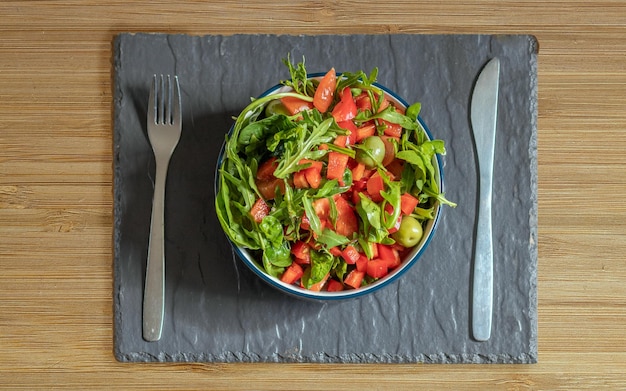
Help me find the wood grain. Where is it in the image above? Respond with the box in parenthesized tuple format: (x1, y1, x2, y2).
(1, 1, 625, 389)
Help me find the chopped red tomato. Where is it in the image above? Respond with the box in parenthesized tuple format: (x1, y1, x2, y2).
(382, 120, 403, 138)
(256, 177, 284, 199)
(366, 259, 388, 279)
(356, 255, 368, 272)
(326, 151, 350, 184)
(400, 192, 420, 215)
(355, 92, 372, 112)
(256, 157, 278, 180)
(299, 159, 323, 172)
(329, 246, 343, 257)
(291, 240, 310, 263)
(333, 135, 348, 148)
(352, 177, 368, 193)
(313, 68, 336, 113)
(386, 158, 404, 178)
(298, 159, 323, 189)
(312, 197, 330, 221)
(300, 214, 311, 230)
(377, 243, 401, 269)
(293, 171, 309, 189)
(351, 162, 366, 182)
(250, 198, 270, 223)
(308, 272, 330, 292)
(332, 194, 358, 237)
(341, 245, 361, 264)
(355, 123, 376, 142)
(304, 169, 321, 188)
(281, 96, 313, 115)
(255, 159, 285, 199)
(366, 171, 385, 202)
(281, 263, 304, 284)
(326, 279, 344, 292)
(350, 190, 361, 206)
(293, 159, 323, 189)
(331, 87, 357, 122)
(344, 270, 365, 289)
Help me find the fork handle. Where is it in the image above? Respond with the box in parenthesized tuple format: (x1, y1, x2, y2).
(143, 159, 169, 341)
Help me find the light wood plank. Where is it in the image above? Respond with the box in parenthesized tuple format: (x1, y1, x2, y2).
(1, 0, 625, 389)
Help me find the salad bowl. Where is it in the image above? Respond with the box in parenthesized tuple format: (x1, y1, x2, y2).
(215, 66, 448, 301)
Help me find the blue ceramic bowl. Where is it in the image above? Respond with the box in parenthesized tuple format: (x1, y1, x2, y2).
(216, 76, 444, 301)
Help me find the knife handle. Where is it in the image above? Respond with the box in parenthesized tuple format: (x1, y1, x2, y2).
(472, 175, 494, 342)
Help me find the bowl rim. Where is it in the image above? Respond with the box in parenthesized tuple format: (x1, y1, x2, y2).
(215, 74, 445, 301)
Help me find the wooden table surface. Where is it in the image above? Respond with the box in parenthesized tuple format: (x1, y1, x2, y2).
(1, 1, 625, 389)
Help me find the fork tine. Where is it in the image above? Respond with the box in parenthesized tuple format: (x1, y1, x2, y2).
(158, 75, 165, 125)
(165, 75, 172, 125)
(148, 75, 157, 124)
(172, 76, 181, 126)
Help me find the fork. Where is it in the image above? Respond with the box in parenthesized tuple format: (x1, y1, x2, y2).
(143, 74, 182, 342)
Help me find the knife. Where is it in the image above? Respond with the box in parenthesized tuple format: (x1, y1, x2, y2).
(470, 57, 500, 342)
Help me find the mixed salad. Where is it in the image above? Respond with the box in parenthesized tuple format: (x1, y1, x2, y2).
(216, 57, 455, 292)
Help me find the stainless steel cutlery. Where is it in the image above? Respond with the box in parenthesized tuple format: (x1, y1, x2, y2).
(470, 58, 500, 342)
(143, 74, 182, 342)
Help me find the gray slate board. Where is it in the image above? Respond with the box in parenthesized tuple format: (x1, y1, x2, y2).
(113, 33, 538, 363)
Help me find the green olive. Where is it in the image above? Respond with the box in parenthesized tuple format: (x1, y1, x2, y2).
(392, 215, 423, 247)
(264, 99, 290, 117)
(355, 136, 386, 168)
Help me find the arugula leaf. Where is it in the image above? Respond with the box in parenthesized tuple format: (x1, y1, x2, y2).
(281, 54, 314, 96)
(355, 193, 389, 244)
(328, 196, 338, 227)
(423, 183, 458, 208)
(396, 150, 427, 179)
(379, 173, 402, 230)
(259, 215, 284, 247)
(413, 206, 435, 220)
(272, 117, 335, 178)
(356, 193, 382, 231)
(263, 241, 292, 268)
(333, 259, 348, 282)
(238, 114, 294, 152)
(405, 102, 421, 121)
(302, 196, 322, 236)
(311, 179, 347, 198)
(305, 249, 334, 288)
(356, 105, 418, 131)
(316, 228, 350, 248)
(324, 143, 356, 159)
(336, 68, 381, 93)
(358, 238, 375, 259)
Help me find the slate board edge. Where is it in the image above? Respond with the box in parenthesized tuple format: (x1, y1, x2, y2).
(527, 34, 539, 363)
(115, 351, 537, 364)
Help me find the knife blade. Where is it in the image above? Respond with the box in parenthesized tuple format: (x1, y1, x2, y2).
(470, 57, 500, 342)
